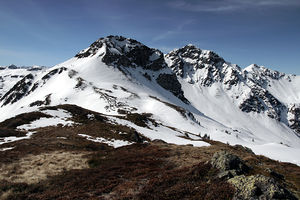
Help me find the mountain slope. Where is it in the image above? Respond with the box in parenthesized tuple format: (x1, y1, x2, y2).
(0, 35, 299, 166)
(166, 45, 300, 141)
(0, 65, 45, 99)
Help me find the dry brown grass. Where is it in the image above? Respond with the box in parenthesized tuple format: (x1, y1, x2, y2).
(0, 104, 299, 199)
(0, 190, 12, 200)
(158, 140, 250, 169)
(0, 151, 89, 184)
(153, 140, 300, 199)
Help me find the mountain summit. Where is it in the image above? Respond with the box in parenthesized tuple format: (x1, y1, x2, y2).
(75, 35, 166, 71)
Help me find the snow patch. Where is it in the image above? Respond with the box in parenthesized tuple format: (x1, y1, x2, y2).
(78, 134, 133, 148)
(0, 147, 15, 151)
(0, 132, 34, 145)
(17, 109, 75, 130)
(107, 116, 210, 147)
(249, 143, 300, 166)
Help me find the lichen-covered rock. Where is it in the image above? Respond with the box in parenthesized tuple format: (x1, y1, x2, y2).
(228, 175, 297, 200)
(210, 151, 249, 178)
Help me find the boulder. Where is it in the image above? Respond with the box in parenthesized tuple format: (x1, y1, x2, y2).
(211, 151, 249, 178)
(228, 175, 297, 200)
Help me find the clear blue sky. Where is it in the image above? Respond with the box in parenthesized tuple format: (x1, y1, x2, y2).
(0, 0, 299, 74)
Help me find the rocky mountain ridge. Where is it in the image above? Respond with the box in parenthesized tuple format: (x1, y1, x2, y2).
(0, 35, 299, 165)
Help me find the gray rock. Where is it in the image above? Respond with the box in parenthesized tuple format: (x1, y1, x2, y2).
(228, 175, 297, 200)
(217, 170, 238, 179)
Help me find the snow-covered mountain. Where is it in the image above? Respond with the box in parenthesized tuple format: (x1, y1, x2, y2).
(1, 35, 300, 165)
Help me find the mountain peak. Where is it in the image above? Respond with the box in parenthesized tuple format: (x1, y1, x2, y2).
(75, 35, 139, 58)
(75, 35, 166, 71)
(165, 44, 234, 86)
(244, 64, 286, 81)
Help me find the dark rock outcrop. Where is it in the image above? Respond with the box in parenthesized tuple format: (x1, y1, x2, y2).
(156, 73, 189, 103)
(41, 67, 67, 82)
(29, 94, 52, 107)
(165, 45, 243, 87)
(1, 74, 35, 106)
(245, 64, 287, 87)
(239, 86, 284, 120)
(76, 36, 166, 71)
(288, 104, 300, 134)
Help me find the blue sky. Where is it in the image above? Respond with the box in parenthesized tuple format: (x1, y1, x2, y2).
(0, 0, 299, 74)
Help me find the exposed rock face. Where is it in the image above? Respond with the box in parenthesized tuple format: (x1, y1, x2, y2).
(76, 36, 166, 71)
(0, 74, 35, 106)
(156, 73, 189, 103)
(0, 76, 3, 98)
(288, 104, 300, 134)
(29, 94, 52, 107)
(165, 44, 296, 124)
(165, 45, 243, 87)
(239, 86, 284, 120)
(244, 64, 287, 87)
(210, 151, 249, 179)
(41, 67, 67, 82)
(228, 175, 297, 200)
